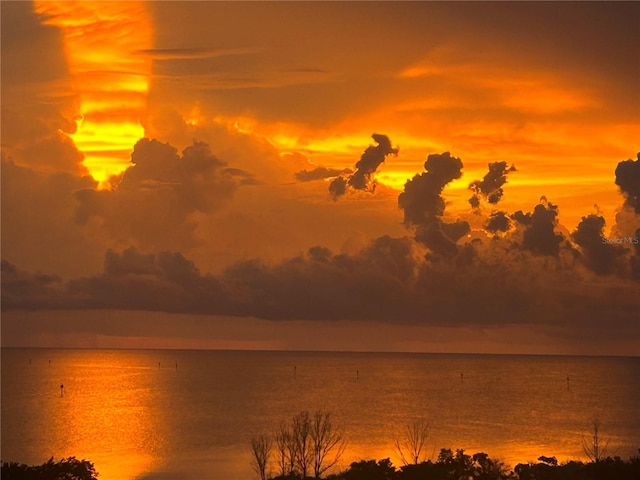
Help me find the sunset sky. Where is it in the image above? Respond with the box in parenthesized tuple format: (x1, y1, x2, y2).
(2, 1, 639, 355)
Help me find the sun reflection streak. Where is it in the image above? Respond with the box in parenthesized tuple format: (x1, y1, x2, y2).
(33, 350, 168, 480)
(34, 1, 152, 188)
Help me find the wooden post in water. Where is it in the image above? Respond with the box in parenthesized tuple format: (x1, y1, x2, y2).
(60, 384, 64, 398)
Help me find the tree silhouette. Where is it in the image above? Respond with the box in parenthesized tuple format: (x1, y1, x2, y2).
(582, 418, 610, 462)
(251, 433, 272, 480)
(311, 411, 346, 478)
(292, 410, 313, 477)
(1, 457, 98, 480)
(274, 421, 296, 477)
(394, 418, 432, 465)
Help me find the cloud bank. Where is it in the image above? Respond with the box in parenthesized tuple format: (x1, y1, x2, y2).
(3, 145, 638, 349)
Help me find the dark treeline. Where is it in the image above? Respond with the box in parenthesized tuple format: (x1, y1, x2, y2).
(2, 450, 639, 480)
(1, 457, 97, 480)
(321, 449, 640, 480)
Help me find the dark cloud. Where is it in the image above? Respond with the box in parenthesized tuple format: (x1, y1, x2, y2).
(399, 152, 464, 225)
(223, 167, 260, 185)
(632, 227, 640, 280)
(144, 108, 302, 185)
(329, 134, 398, 199)
(64, 248, 225, 314)
(295, 166, 352, 182)
(512, 200, 566, 256)
(3, 240, 639, 347)
(486, 211, 511, 233)
(328, 176, 348, 199)
(511, 210, 532, 226)
(398, 152, 469, 258)
(572, 214, 629, 276)
(469, 161, 516, 207)
(414, 221, 470, 260)
(615, 153, 640, 214)
(74, 138, 238, 250)
(1, 259, 64, 310)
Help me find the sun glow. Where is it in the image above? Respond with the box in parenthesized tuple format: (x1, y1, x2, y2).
(34, 1, 152, 188)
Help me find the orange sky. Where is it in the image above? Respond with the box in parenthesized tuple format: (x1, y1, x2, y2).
(1, 1, 639, 355)
(29, 1, 639, 225)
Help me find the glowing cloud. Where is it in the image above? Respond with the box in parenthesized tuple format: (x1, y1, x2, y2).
(34, 1, 152, 187)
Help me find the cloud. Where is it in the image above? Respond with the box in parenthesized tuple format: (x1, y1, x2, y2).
(468, 161, 516, 207)
(295, 166, 352, 182)
(329, 134, 398, 199)
(399, 152, 464, 224)
(572, 214, 629, 276)
(615, 153, 640, 214)
(74, 138, 239, 250)
(61, 247, 225, 313)
(143, 108, 297, 184)
(1, 259, 64, 310)
(485, 211, 511, 233)
(3, 239, 639, 352)
(137, 47, 263, 60)
(632, 227, 640, 280)
(512, 199, 566, 256)
(0, 156, 104, 277)
(328, 176, 348, 199)
(398, 151, 470, 258)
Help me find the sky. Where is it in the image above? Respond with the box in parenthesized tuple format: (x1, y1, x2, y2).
(1, 1, 639, 355)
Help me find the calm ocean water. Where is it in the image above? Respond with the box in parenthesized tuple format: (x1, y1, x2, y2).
(1, 348, 639, 479)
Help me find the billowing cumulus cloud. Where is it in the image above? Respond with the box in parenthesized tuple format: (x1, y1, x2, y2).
(615, 153, 640, 213)
(485, 211, 511, 233)
(329, 134, 398, 199)
(74, 138, 239, 250)
(398, 152, 470, 258)
(328, 176, 348, 199)
(572, 214, 628, 275)
(399, 152, 464, 225)
(469, 161, 516, 207)
(512, 199, 566, 256)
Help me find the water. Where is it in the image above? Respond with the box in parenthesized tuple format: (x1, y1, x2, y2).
(1, 348, 639, 479)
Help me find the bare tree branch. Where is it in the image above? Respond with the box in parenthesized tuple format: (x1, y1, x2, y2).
(311, 411, 347, 478)
(250, 433, 272, 480)
(394, 418, 432, 465)
(582, 418, 610, 462)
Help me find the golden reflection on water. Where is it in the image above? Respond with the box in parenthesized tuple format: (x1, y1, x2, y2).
(31, 351, 167, 479)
